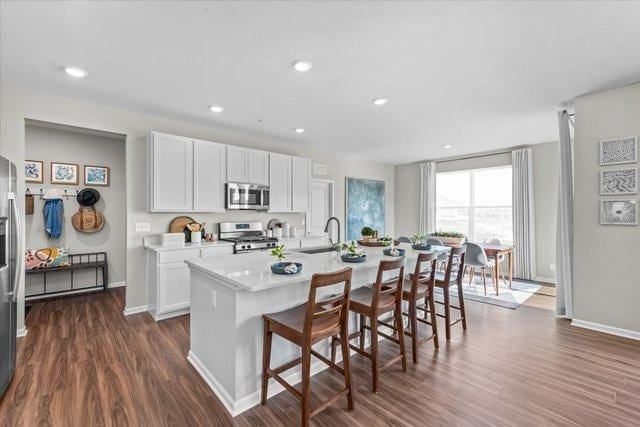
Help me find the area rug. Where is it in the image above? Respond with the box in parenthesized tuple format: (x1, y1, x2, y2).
(433, 273, 542, 309)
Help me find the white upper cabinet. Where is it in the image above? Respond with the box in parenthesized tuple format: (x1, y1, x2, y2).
(193, 139, 226, 212)
(292, 156, 311, 212)
(227, 147, 269, 184)
(149, 132, 193, 212)
(269, 153, 292, 212)
(226, 146, 248, 183)
(247, 150, 269, 185)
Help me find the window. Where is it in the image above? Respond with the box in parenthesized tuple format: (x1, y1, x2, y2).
(435, 166, 513, 243)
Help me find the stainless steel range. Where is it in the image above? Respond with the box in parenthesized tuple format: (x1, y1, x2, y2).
(219, 221, 279, 254)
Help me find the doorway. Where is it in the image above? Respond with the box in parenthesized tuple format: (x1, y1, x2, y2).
(308, 179, 334, 240)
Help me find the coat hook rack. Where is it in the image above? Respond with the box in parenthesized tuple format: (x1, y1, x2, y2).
(25, 187, 79, 200)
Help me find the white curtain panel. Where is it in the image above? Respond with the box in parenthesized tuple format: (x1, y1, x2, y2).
(419, 161, 436, 236)
(556, 110, 574, 319)
(512, 148, 536, 280)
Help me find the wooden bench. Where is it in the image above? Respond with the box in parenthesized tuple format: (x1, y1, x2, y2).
(25, 252, 108, 301)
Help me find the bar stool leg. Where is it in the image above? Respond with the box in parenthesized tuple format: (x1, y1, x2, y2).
(457, 278, 467, 331)
(261, 320, 273, 405)
(395, 305, 407, 372)
(428, 291, 439, 349)
(359, 314, 366, 352)
(340, 322, 354, 410)
(370, 315, 379, 392)
(443, 286, 452, 341)
(300, 344, 312, 427)
(408, 299, 418, 363)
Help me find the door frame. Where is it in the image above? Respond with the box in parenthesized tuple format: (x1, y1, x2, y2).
(307, 179, 335, 238)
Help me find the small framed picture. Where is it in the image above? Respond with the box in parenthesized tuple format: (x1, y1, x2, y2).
(599, 137, 638, 165)
(600, 199, 638, 225)
(600, 168, 638, 195)
(84, 165, 110, 186)
(24, 160, 44, 183)
(50, 162, 79, 185)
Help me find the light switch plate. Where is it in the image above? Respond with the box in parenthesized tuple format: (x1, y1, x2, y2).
(211, 291, 217, 308)
(135, 222, 151, 232)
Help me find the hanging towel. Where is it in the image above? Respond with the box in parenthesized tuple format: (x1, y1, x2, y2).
(43, 198, 64, 239)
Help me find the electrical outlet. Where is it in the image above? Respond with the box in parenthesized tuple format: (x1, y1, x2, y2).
(301, 219, 305, 226)
(550, 264, 556, 272)
(135, 222, 151, 232)
(211, 291, 217, 308)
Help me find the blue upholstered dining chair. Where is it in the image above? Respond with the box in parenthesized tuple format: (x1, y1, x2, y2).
(464, 242, 498, 295)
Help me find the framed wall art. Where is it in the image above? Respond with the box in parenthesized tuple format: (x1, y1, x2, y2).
(345, 177, 385, 241)
(600, 168, 638, 195)
(24, 160, 44, 183)
(600, 199, 638, 225)
(84, 165, 110, 186)
(599, 137, 638, 165)
(50, 162, 79, 185)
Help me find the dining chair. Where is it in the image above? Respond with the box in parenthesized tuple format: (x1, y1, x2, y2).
(262, 268, 354, 426)
(483, 237, 508, 284)
(464, 242, 498, 295)
(331, 258, 407, 393)
(427, 238, 449, 270)
(397, 236, 412, 243)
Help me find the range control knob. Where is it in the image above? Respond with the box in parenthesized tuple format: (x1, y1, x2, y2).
(241, 245, 246, 250)
(246, 244, 252, 249)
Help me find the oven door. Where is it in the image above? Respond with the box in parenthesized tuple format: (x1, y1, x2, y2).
(226, 183, 266, 210)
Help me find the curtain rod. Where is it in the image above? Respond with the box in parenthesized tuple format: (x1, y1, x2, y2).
(434, 148, 515, 165)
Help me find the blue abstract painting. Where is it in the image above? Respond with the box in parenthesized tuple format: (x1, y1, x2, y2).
(346, 177, 385, 241)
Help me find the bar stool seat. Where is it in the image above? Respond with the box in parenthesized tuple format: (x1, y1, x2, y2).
(402, 279, 429, 297)
(264, 303, 340, 343)
(349, 286, 396, 313)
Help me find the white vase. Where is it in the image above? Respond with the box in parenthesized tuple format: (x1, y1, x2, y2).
(191, 231, 202, 244)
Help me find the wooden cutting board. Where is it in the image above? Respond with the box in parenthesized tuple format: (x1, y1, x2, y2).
(168, 216, 195, 233)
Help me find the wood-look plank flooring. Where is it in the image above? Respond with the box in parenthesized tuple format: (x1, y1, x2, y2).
(1, 285, 639, 426)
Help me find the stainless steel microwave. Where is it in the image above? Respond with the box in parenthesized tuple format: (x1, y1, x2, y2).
(225, 183, 270, 210)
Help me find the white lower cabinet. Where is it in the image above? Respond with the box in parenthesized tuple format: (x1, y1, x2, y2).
(147, 244, 233, 321)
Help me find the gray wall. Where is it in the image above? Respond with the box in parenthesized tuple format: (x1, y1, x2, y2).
(24, 124, 126, 294)
(1, 86, 395, 329)
(395, 143, 559, 282)
(573, 82, 640, 333)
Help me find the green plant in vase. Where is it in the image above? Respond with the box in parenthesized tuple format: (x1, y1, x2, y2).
(270, 244, 286, 262)
(379, 236, 393, 246)
(412, 233, 427, 244)
(342, 240, 365, 257)
(270, 244, 301, 274)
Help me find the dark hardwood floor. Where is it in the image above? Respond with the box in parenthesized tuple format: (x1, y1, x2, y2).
(1, 285, 639, 426)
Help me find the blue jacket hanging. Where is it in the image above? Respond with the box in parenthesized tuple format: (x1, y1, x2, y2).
(43, 199, 64, 239)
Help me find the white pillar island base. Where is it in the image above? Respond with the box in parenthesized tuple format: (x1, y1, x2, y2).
(185, 244, 447, 417)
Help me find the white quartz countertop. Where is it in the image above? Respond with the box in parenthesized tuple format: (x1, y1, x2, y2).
(186, 243, 450, 292)
(144, 240, 234, 252)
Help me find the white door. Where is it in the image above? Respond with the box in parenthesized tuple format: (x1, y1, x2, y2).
(227, 146, 247, 182)
(268, 153, 292, 212)
(247, 149, 269, 185)
(291, 156, 311, 211)
(193, 140, 226, 212)
(152, 132, 193, 211)
(309, 180, 332, 238)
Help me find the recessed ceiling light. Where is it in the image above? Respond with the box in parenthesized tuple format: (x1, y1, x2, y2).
(442, 145, 452, 149)
(209, 105, 224, 113)
(294, 128, 305, 134)
(372, 97, 388, 106)
(64, 66, 87, 78)
(292, 60, 312, 73)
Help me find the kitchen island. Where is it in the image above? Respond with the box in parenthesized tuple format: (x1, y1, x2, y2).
(185, 243, 449, 416)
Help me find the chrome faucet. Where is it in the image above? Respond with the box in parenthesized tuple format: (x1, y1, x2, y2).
(324, 216, 341, 250)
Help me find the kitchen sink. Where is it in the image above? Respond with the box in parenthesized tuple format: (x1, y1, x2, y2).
(297, 245, 339, 255)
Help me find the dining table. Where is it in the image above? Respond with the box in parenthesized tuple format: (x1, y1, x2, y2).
(479, 243, 515, 289)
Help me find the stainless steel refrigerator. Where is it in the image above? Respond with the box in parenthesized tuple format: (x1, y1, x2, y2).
(1, 155, 22, 397)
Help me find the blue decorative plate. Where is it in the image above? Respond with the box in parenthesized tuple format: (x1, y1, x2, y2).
(412, 243, 432, 251)
(383, 248, 405, 257)
(341, 254, 367, 263)
(270, 262, 303, 275)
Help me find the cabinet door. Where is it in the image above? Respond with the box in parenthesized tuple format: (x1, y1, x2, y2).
(247, 149, 269, 185)
(268, 153, 292, 212)
(151, 133, 193, 211)
(227, 146, 248, 182)
(292, 156, 311, 212)
(194, 140, 226, 212)
(157, 262, 190, 314)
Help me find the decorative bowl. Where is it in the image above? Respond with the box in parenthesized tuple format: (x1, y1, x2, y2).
(383, 248, 405, 257)
(270, 262, 303, 275)
(412, 243, 432, 251)
(341, 254, 367, 263)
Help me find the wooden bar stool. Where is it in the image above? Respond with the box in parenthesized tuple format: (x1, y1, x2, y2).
(433, 246, 467, 341)
(331, 258, 407, 393)
(261, 268, 354, 427)
(398, 251, 439, 363)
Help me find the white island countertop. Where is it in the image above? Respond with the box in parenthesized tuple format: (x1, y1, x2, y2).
(185, 243, 449, 292)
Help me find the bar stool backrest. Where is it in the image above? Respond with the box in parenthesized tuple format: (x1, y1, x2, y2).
(373, 258, 405, 310)
(410, 251, 438, 295)
(442, 245, 467, 286)
(304, 268, 353, 338)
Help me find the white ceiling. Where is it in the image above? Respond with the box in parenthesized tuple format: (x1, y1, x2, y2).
(2, 1, 640, 164)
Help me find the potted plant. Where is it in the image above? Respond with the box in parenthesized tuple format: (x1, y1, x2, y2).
(379, 236, 393, 247)
(361, 226, 373, 242)
(269, 244, 302, 274)
(430, 230, 466, 246)
(412, 233, 427, 244)
(341, 240, 367, 263)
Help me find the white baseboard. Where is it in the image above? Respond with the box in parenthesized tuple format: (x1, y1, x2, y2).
(123, 305, 148, 316)
(108, 281, 126, 288)
(534, 276, 556, 284)
(152, 308, 190, 321)
(572, 319, 640, 341)
(16, 327, 28, 338)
